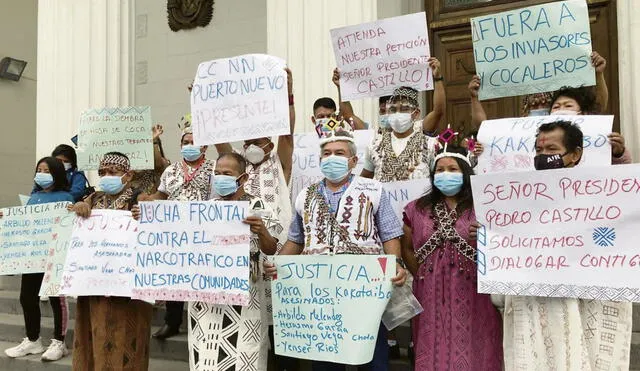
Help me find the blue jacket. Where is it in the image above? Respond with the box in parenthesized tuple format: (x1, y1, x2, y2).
(31, 169, 88, 202)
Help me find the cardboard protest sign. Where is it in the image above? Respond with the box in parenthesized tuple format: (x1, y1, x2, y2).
(191, 54, 290, 145)
(383, 179, 430, 221)
(59, 210, 138, 297)
(471, 164, 640, 302)
(132, 201, 251, 305)
(471, 0, 594, 100)
(477, 115, 612, 174)
(77, 106, 153, 170)
(39, 213, 76, 297)
(0, 202, 72, 275)
(291, 130, 374, 203)
(272, 254, 394, 364)
(330, 12, 432, 101)
(18, 194, 30, 206)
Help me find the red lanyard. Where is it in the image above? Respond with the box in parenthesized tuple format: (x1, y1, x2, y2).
(182, 158, 205, 184)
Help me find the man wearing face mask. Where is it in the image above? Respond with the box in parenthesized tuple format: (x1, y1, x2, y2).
(264, 130, 407, 371)
(472, 121, 633, 370)
(140, 115, 215, 339)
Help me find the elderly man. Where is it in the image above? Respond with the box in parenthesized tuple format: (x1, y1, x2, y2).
(266, 129, 407, 371)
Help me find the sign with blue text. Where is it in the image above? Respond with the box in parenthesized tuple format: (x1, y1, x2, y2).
(471, 0, 594, 100)
(190, 54, 290, 145)
(77, 106, 153, 170)
(132, 201, 251, 305)
(0, 202, 72, 275)
(59, 210, 138, 297)
(476, 115, 612, 174)
(471, 164, 640, 302)
(272, 254, 394, 364)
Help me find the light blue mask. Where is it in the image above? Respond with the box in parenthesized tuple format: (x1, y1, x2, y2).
(213, 175, 239, 196)
(34, 173, 54, 189)
(181, 145, 203, 162)
(528, 108, 549, 117)
(99, 175, 125, 195)
(320, 155, 350, 182)
(379, 114, 391, 129)
(434, 172, 464, 196)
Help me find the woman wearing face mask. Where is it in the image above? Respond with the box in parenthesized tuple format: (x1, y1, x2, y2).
(70, 152, 153, 371)
(4, 157, 74, 362)
(48, 144, 91, 202)
(401, 145, 503, 371)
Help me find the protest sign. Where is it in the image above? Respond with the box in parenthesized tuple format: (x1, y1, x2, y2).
(39, 213, 76, 297)
(132, 201, 251, 305)
(77, 106, 153, 170)
(330, 12, 432, 101)
(59, 210, 138, 297)
(471, 164, 640, 302)
(291, 130, 374, 203)
(0, 202, 72, 275)
(18, 194, 30, 206)
(272, 254, 394, 364)
(190, 54, 290, 145)
(477, 115, 612, 174)
(383, 179, 430, 221)
(471, 0, 594, 100)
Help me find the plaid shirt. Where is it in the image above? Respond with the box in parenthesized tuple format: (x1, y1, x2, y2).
(288, 175, 403, 244)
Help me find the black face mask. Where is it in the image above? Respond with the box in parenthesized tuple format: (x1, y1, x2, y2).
(534, 153, 565, 170)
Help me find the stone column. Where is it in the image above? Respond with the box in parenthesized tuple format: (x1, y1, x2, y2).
(617, 0, 640, 162)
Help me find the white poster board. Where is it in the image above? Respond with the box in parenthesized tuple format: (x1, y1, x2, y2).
(330, 12, 432, 101)
(383, 179, 430, 221)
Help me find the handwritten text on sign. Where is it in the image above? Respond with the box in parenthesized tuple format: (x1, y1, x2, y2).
(471, 1, 594, 100)
(0, 202, 72, 275)
(133, 201, 251, 305)
(477, 115, 612, 174)
(272, 255, 393, 364)
(330, 12, 432, 101)
(471, 164, 640, 302)
(291, 130, 374, 203)
(77, 106, 153, 170)
(383, 179, 429, 221)
(59, 210, 138, 297)
(39, 213, 76, 297)
(191, 54, 290, 145)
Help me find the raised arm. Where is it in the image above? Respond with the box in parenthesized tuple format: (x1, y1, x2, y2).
(469, 75, 487, 129)
(278, 67, 295, 184)
(422, 57, 446, 133)
(333, 68, 367, 130)
(152, 124, 171, 172)
(592, 51, 609, 112)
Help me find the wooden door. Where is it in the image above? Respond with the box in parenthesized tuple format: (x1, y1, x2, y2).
(423, 0, 619, 135)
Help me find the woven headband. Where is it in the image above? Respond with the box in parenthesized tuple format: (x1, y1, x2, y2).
(100, 154, 130, 172)
(432, 152, 471, 170)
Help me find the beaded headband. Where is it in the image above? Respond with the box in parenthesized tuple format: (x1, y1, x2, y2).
(100, 153, 130, 173)
(390, 86, 419, 107)
(315, 117, 354, 141)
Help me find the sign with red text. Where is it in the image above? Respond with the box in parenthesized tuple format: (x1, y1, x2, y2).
(190, 54, 290, 145)
(477, 115, 612, 174)
(272, 254, 394, 364)
(471, 0, 594, 100)
(291, 130, 374, 203)
(471, 164, 640, 302)
(59, 210, 138, 297)
(132, 201, 251, 305)
(77, 106, 153, 170)
(39, 213, 77, 297)
(330, 12, 432, 101)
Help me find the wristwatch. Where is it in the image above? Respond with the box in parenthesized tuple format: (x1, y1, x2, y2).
(396, 257, 406, 269)
(433, 76, 444, 82)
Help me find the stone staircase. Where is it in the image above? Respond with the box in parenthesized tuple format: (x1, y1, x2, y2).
(0, 276, 413, 371)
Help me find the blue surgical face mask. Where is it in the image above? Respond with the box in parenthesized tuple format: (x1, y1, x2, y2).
(214, 175, 240, 197)
(181, 145, 203, 162)
(528, 108, 549, 117)
(99, 175, 126, 195)
(379, 114, 391, 129)
(34, 173, 54, 189)
(320, 155, 351, 182)
(434, 172, 464, 196)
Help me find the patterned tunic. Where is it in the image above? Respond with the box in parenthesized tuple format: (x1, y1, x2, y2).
(158, 159, 215, 201)
(188, 193, 282, 371)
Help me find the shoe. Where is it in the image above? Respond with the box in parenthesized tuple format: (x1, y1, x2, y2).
(153, 324, 179, 340)
(4, 337, 45, 358)
(41, 339, 68, 362)
(389, 343, 401, 359)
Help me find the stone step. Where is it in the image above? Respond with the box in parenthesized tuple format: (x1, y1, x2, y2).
(0, 340, 188, 371)
(632, 332, 640, 370)
(0, 276, 20, 291)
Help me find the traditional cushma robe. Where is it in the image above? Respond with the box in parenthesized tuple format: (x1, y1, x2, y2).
(187, 194, 282, 371)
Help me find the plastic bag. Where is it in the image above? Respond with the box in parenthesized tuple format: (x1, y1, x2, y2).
(381, 275, 423, 331)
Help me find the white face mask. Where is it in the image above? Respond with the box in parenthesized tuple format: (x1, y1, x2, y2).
(388, 113, 413, 133)
(552, 109, 580, 116)
(244, 144, 267, 165)
(63, 162, 72, 171)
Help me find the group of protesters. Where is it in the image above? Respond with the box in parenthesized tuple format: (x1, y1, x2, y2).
(2, 43, 634, 371)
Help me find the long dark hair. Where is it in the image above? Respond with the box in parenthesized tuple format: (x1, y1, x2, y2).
(51, 144, 78, 170)
(34, 156, 70, 192)
(416, 145, 474, 214)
